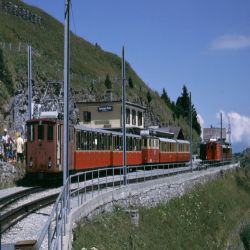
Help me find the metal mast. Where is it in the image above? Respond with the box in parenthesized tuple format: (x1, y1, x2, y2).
(228, 116, 231, 145)
(63, 0, 70, 186)
(28, 45, 32, 120)
(189, 92, 192, 170)
(122, 47, 127, 185)
(220, 112, 223, 143)
(220, 112, 223, 161)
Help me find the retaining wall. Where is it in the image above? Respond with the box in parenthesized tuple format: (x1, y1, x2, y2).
(64, 163, 239, 249)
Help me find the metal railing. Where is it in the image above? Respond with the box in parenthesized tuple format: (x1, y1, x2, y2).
(35, 159, 238, 249)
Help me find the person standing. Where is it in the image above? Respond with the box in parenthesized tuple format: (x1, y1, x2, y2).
(16, 132, 24, 163)
(2, 128, 13, 162)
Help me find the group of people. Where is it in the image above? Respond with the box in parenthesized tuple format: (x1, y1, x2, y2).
(1, 129, 25, 163)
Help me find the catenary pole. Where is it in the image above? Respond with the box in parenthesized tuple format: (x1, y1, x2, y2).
(63, 0, 70, 186)
(28, 45, 32, 120)
(189, 92, 193, 170)
(122, 47, 127, 185)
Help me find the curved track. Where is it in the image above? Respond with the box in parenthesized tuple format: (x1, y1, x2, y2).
(0, 192, 59, 234)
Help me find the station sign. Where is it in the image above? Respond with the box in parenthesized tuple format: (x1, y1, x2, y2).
(97, 106, 113, 112)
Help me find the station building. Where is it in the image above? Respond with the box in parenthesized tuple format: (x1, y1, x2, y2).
(76, 101, 146, 130)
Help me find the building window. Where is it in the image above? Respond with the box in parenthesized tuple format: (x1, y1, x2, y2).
(83, 111, 91, 122)
(126, 108, 130, 124)
(138, 111, 142, 126)
(132, 110, 136, 125)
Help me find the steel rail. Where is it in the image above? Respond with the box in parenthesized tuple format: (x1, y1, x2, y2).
(0, 187, 45, 212)
(0, 193, 59, 234)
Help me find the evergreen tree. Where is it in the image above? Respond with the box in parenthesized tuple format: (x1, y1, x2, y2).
(192, 105, 201, 135)
(175, 85, 201, 136)
(147, 91, 152, 103)
(175, 85, 189, 118)
(104, 74, 112, 89)
(161, 88, 171, 107)
(128, 77, 134, 88)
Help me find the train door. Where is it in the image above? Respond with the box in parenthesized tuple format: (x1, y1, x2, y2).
(57, 124, 62, 170)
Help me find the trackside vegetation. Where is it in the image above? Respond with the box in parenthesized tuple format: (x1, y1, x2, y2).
(73, 169, 250, 250)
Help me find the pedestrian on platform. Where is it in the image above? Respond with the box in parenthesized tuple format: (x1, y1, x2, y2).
(16, 132, 24, 163)
(2, 128, 14, 162)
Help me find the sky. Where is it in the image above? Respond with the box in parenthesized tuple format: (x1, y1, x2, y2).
(23, 0, 250, 152)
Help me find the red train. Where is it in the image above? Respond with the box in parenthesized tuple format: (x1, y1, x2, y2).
(199, 140, 232, 161)
(25, 117, 190, 174)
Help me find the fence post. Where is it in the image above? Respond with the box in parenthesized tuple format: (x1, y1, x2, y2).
(48, 223, 51, 250)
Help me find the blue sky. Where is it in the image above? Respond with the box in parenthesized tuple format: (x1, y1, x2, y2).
(23, 0, 250, 152)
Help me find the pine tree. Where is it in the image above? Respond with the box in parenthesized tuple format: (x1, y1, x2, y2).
(161, 88, 171, 107)
(147, 91, 152, 103)
(175, 85, 189, 118)
(128, 77, 134, 88)
(104, 74, 112, 89)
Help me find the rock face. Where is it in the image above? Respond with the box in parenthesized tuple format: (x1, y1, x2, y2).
(6, 76, 160, 134)
(0, 162, 25, 188)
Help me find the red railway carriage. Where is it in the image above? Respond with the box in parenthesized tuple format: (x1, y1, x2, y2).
(74, 126, 142, 169)
(159, 138, 190, 163)
(199, 140, 232, 161)
(26, 118, 74, 173)
(177, 140, 190, 162)
(26, 117, 143, 173)
(141, 136, 160, 164)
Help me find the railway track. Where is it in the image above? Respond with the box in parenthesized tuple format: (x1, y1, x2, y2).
(0, 192, 59, 234)
(0, 187, 45, 213)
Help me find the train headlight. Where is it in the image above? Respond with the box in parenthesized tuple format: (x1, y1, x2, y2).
(48, 157, 52, 168)
(29, 157, 33, 168)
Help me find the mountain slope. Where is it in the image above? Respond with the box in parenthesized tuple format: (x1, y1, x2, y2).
(0, 0, 199, 147)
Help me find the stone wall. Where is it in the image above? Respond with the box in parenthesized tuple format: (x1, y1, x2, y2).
(0, 0, 42, 24)
(0, 161, 25, 188)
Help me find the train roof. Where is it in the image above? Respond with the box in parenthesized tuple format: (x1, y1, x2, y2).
(74, 125, 141, 138)
(159, 138, 176, 143)
(159, 138, 190, 144)
(177, 139, 190, 144)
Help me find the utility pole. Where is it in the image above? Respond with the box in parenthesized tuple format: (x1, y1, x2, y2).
(189, 92, 193, 170)
(220, 112, 223, 161)
(122, 47, 127, 185)
(27, 45, 32, 120)
(228, 116, 231, 145)
(63, 0, 70, 186)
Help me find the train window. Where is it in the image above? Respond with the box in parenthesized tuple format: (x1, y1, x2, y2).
(38, 125, 44, 140)
(27, 124, 35, 141)
(47, 125, 54, 141)
(138, 138, 141, 151)
(126, 108, 130, 124)
(76, 131, 80, 150)
(132, 110, 136, 125)
(156, 139, 159, 148)
(138, 111, 142, 126)
(143, 138, 147, 147)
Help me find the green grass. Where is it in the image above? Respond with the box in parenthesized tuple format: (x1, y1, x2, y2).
(73, 170, 250, 250)
(0, 1, 200, 146)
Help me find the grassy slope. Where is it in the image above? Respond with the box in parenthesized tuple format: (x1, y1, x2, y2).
(73, 170, 250, 250)
(0, 0, 198, 145)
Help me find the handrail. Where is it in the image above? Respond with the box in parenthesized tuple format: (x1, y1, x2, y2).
(35, 159, 238, 249)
